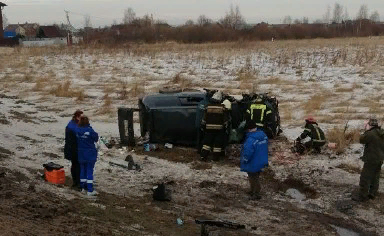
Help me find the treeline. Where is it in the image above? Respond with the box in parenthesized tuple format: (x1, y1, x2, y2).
(85, 4, 384, 44)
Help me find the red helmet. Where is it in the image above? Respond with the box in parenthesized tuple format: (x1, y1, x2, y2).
(305, 115, 316, 123)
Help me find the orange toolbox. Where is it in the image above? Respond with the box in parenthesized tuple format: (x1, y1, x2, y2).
(43, 162, 65, 185)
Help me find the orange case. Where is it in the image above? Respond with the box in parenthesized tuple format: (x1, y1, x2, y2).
(44, 168, 65, 185)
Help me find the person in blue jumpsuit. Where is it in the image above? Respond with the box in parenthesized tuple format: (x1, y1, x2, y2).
(64, 110, 83, 190)
(240, 122, 269, 201)
(76, 115, 99, 196)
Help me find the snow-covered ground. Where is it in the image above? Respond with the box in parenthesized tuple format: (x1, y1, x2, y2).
(0, 38, 383, 235)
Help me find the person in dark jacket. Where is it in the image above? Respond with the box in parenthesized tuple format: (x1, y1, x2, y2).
(295, 116, 326, 154)
(240, 123, 269, 200)
(245, 97, 273, 132)
(352, 119, 384, 202)
(64, 110, 83, 190)
(200, 92, 230, 161)
(76, 115, 99, 196)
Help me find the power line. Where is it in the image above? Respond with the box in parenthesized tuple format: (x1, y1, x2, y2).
(64, 10, 116, 21)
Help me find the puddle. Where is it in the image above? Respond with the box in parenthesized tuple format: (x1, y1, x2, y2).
(330, 225, 359, 236)
(286, 188, 306, 201)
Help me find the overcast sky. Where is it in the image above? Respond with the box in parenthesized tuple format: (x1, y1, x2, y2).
(1, 0, 383, 28)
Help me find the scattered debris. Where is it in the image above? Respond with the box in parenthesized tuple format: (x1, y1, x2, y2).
(286, 188, 306, 201)
(195, 219, 246, 235)
(152, 183, 172, 201)
(176, 218, 184, 226)
(109, 161, 141, 171)
(42, 152, 61, 159)
(144, 144, 158, 152)
(165, 143, 173, 149)
(330, 224, 360, 236)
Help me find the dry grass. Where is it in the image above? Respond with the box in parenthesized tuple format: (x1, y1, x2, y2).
(129, 79, 145, 97)
(81, 69, 93, 81)
(327, 126, 361, 154)
(336, 163, 361, 174)
(281, 105, 293, 121)
(96, 92, 113, 115)
(302, 93, 329, 114)
(117, 80, 129, 100)
(32, 76, 51, 92)
(49, 80, 86, 101)
(20, 73, 35, 83)
(165, 73, 193, 91)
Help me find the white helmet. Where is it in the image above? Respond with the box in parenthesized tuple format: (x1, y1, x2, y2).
(222, 99, 232, 110)
(211, 91, 223, 102)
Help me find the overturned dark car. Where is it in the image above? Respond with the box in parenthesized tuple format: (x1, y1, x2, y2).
(118, 89, 281, 147)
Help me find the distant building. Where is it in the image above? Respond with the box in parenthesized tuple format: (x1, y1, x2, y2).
(5, 24, 26, 36)
(3, 30, 16, 38)
(37, 25, 64, 38)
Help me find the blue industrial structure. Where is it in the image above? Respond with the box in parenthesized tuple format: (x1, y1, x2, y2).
(4, 30, 16, 38)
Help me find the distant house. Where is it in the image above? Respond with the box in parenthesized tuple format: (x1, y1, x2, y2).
(21, 22, 39, 38)
(5, 24, 26, 36)
(37, 25, 64, 38)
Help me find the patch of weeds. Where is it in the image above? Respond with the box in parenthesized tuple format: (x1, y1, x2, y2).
(9, 110, 39, 124)
(42, 152, 61, 159)
(38, 134, 56, 138)
(16, 135, 42, 144)
(0, 147, 14, 160)
(96, 92, 113, 115)
(35, 106, 63, 113)
(302, 93, 330, 114)
(336, 163, 361, 174)
(0, 94, 18, 99)
(38, 116, 58, 123)
(49, 80, 86, 100)
(327, 127, 360, 154)
(0, 113, 10, 125)
(0, 147, 14, 156)
(191, 161, 213, 170)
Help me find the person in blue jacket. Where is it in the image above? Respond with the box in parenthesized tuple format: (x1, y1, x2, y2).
(240, 122, 269, 200)
(76, 115, 99, 196)
(64, 110, 83, 190)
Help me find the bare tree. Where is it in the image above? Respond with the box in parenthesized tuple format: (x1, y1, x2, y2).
(283, 16, 292, 24)
(123, 7, 136, 24)
(2, 12, 8, 29)
(302, 17, 309, 24)
(219, 4, 245, 30)
(342, 7, 350, 21)
(113, 19, 118, 26)
(370, 10, 380, 23)
(84, 14, 92, 28)
(323, 5, 331, 23)
(356, 5, 369, 20)
(313, 19, 323, 24)
(293, 19, 301, 24)
(332, 3, 343, 23)
(184, 19, 194, 26)
(197, 15, 212, 27)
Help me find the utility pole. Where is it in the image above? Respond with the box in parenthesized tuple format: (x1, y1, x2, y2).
(64, 10, 75, 46)
(0, 2, 7, 39)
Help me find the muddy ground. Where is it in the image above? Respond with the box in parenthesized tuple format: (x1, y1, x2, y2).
(0, 92, 383, 236)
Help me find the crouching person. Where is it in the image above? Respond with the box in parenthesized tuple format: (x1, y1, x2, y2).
(240, 125, 269, 200)
(76, 115, 99, 196)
